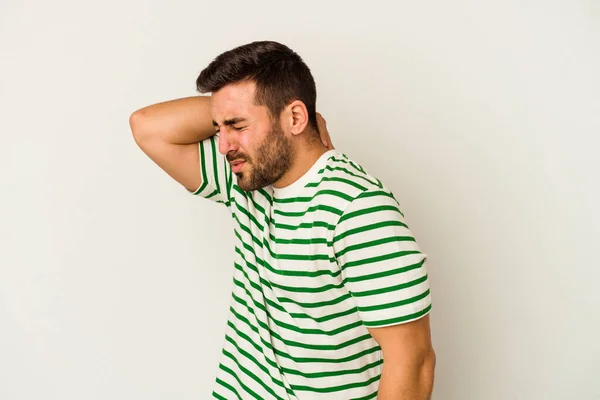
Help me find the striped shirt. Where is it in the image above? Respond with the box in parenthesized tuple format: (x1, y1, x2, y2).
(191, 136, 432, 399)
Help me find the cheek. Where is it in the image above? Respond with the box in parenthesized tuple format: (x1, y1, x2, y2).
(240, 130, 266, 157)
(238, 134, 252, 155)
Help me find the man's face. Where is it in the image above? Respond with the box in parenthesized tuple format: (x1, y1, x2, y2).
(211, 81, 295, 191)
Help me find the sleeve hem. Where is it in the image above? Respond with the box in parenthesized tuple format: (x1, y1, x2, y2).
(362, 304, 432, 329)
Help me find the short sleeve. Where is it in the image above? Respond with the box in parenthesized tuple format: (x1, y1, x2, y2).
(189, 135, 234, 206)
(333, 190, 432, 328)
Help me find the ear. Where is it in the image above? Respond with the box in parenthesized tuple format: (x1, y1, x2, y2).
(286, 100, 310, 136)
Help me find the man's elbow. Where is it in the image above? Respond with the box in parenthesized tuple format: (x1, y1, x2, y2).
(378, 348, 436, 400)
(420, 348, 436, 397)
(129, 110, 147, 143)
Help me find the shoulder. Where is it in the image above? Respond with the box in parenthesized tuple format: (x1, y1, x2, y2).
(319, 151, 395, 197)
(308, 152, 402, 222)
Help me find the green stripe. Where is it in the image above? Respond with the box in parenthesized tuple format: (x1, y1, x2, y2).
(266, 242, 334, 262)
(357, 190, 395, 199)
(344, 259, 425, 283)
(205, 189, 219, 199)
(215, 377, 242, 400)
(363, 304, 432, 327)
(330, 155, 367, 176)
(290, 305, 358, 323)
(224, 154, 232, 202)
(231, 263, 290, 318)
(278, 340, 381, 364)
(232, 198, 264, 232)
(272, 219, 336, 231)
(233, 185, 269, 218)
(226, 319, 277, 366)
(233, 276, 279, 312)
(232, 214, 263, 248)
(338, 204, 401, 224)
(210, 136, 221, 196)
(232, 184, 249, 200)
(306, 176, 367, 191)
(358, 288, 430, 313)
(284, 359, 382, 379)
(274, 204, 343, 218)
(218, 363, 263, 400)
(224, 336, 271, 376)
(193, 141, 209, 195)
(335, 235, 416, 258)
(224, 335, 294, 395)
(292, 373, 380, 393)
(222, 349, 287, 400)
(257, 188, 272, 203)
(358, 189, 402, 210)
(352, 274, 428, 298)
(321, 164, 380, 187)
(269, 234, 329, 245)
(212, 392, 228, 400)
(268, 279, 345, 294)
(278, 290, 352, 309)
(333, 220, 408, 243)
(273, 189, 354, 204)
(341, 250, 422, 271)
(349, 158, 366, 174)
(352, 390, 379, 400)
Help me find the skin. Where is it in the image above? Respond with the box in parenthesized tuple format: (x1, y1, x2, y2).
(371, 315, 436, 399)
(210, 80, 331, 191)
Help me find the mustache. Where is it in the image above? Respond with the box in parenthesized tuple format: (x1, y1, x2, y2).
(226, 152, 250, 163)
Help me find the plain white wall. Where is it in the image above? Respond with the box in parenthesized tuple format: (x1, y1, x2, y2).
(1, 0, 598, 399)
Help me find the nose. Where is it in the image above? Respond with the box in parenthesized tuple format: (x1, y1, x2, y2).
(217, 128, 239, 156)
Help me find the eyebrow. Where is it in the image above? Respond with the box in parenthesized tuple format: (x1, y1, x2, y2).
(212, 117, 247, 127)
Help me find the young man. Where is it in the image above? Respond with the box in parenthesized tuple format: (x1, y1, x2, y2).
(130, 41, 435, 400)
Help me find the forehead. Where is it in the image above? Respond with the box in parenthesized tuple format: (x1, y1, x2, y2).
(211, 81, 267, 123)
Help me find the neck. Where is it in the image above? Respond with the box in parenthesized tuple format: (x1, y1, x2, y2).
(272, 142, 329, 189)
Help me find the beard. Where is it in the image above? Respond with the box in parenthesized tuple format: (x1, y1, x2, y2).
(228, 121, 295, 192)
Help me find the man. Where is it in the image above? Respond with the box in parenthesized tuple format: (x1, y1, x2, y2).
(130, 41, 435, 399)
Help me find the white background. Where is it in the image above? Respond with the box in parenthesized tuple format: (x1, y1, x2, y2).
(1, 0, 599, 399)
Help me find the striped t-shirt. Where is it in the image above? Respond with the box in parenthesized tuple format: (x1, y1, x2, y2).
(191, 136, 432, 400)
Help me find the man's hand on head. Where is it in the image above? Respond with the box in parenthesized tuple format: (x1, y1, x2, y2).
(316, 112, 334, 150)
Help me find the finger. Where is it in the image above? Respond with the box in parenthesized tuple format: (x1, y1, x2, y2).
(316, 113, 326, 127)
(321, 135, 328, 148)
(315, 113, 328, 147)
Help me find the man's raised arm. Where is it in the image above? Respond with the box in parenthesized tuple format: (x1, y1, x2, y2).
(129, 96, 215, 191)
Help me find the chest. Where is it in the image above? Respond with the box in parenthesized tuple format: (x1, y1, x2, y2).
(231, 193, 341, 282)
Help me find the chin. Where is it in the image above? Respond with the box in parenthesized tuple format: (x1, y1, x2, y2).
(235, 174, 253, 192)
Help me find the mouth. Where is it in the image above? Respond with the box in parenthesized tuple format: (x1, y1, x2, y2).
(231, 160, 246, 173)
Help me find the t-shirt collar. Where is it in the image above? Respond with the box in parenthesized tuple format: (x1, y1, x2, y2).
(271, 150, 338, 198)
